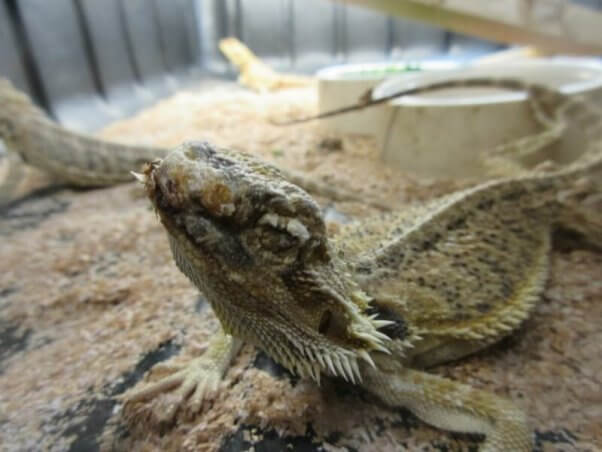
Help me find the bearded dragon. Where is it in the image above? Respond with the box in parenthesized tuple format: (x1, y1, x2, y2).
(0, 78, 368, 207)
(219, 37, 314, 92)
(125, 77, 602, 451)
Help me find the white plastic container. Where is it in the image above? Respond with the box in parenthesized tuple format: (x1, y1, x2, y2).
(316, 61, 460, 138)
(374, 59, 602, 178)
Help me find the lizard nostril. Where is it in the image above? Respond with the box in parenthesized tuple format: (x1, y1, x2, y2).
(318, 310, 332, 334)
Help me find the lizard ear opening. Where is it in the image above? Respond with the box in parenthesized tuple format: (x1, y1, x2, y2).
(318, 310, 332, 334)
(316, 307, 350, 342)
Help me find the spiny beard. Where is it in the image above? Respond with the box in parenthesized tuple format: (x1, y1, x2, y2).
(260, 323, 386, 386)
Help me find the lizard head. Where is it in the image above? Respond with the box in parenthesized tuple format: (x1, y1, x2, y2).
(139, 141, 391, 383)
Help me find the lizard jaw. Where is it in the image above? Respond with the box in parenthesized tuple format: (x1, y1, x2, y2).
(258, 287, 394, 385)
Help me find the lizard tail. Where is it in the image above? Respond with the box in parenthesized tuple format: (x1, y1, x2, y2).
(565, 142, 602, 174)
(281, 76, 601, 142)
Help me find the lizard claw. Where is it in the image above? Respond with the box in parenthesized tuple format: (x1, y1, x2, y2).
(188, 373, 219, 414)
(125, 356, 223, 421)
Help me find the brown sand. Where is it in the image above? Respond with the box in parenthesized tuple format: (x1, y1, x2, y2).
(0, 84, 600, 452)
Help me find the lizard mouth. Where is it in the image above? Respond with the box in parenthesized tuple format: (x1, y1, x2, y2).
(143, 158, 181, 211)
(137, 156, 202, 220)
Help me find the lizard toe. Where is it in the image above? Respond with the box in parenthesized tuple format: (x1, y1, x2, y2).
(187, 371, 221, 414)
(125, 372, 185, 403)
(126, 356, 224, 420)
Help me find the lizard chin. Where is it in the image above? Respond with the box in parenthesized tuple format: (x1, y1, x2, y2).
(266, 335, 363, 385)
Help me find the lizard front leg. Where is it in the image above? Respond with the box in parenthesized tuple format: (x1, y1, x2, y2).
(362, 360, 532, 452)
(125, 327, 242, 421)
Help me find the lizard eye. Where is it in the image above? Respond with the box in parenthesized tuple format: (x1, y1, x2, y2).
(255, 213, 310, 254)
(258, 225, 299, 252)
(242, 214, 310, 268)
